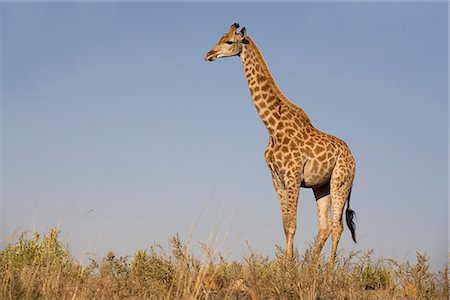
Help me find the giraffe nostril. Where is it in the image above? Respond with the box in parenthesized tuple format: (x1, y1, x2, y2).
(204, 50, 216, 61)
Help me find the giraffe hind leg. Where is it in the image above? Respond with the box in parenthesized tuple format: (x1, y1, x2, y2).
(329, 177, 353, 271)
(312, 184, 332, 265)
(313, 194, 332, 265)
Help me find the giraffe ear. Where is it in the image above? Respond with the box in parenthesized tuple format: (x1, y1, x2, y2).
(240, 27, 247, 36)
(239, 27, 248, 44)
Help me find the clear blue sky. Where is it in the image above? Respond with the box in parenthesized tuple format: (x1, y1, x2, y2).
(1, 2, 448, 270)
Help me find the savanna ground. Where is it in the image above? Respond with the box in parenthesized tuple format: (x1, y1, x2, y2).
(0, 228, 448, 299)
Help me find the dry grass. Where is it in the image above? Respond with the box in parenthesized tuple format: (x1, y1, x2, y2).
(0, 228, 448, 299)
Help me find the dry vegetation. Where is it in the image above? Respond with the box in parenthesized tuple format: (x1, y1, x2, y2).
(0, 228, 448, 299)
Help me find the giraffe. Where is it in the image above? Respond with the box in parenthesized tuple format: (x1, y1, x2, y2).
(205, 23, 356, 270)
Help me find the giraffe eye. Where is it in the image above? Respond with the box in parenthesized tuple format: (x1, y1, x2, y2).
(225, 41, 234, 45)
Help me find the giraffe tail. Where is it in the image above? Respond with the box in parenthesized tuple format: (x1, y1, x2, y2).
(345, 190, 357, 243)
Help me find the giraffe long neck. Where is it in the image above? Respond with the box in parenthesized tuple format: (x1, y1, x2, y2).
(240, 37, 311, 135)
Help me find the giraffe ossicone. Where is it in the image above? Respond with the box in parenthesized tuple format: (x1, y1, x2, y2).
(205, 24, 356, 270)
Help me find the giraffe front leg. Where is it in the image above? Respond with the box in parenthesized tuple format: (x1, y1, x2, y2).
(270, 170, 301, 258)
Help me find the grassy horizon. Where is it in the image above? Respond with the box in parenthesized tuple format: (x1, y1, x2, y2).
(0, 228, 448, 299)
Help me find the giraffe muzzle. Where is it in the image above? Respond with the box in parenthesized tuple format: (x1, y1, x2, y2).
(204, 50, 217, 61)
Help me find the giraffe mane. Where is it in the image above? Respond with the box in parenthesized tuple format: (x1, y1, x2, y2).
(245, 36, 312, 125)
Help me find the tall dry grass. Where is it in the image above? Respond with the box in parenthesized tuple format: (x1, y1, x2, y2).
(0, 228, 448, 299)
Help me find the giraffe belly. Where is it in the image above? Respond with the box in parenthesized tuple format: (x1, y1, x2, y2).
(302, 160, 333, 188)
(302, 175, 330, 188)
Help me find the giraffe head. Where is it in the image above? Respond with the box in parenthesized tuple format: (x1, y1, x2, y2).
(204, 23, 249, 62)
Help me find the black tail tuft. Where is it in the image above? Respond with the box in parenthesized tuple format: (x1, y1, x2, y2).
(346, 208, 357, 243)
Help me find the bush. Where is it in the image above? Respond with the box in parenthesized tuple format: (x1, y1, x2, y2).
(0, 228, 82, 299)
(0, 228, 448, 299)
